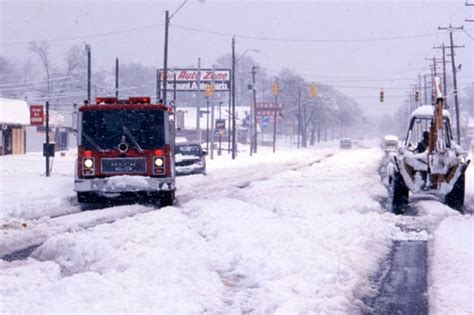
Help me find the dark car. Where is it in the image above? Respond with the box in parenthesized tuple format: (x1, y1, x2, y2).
(174, 143, 207, 176)
(339, 138, 352, 149)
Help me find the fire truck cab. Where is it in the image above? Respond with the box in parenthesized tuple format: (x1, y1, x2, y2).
(74, 96, 175, 206)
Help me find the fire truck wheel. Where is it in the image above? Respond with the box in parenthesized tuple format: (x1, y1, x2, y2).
(392, 171, 409, 215)
(160, 191, 175, 207)
(445, 173, 465, 213)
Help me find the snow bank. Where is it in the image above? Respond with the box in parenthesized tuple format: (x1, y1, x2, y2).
(429, 215, 474, 314)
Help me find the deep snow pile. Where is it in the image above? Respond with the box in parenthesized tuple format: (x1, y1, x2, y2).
(427, 153, 474, 315)
(429, 214, 474, 314)
(0, 148, 399, 313)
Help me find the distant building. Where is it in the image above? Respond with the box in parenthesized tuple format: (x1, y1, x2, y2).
(0, 98, 29, 155)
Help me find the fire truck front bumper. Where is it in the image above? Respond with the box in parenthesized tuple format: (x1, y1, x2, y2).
(74, 176, 175, 193)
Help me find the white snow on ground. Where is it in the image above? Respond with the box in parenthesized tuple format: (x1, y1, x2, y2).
(1, 142, 472, 313)
(429, 214, 474, 314)
(1, 145, 402, 313)
(427, 151, 474, 315)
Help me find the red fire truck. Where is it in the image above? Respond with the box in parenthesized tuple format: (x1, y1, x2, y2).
(74, 96, 175, 206)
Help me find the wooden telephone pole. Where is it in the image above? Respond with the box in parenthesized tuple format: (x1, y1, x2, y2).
(438, 25, 464, 144)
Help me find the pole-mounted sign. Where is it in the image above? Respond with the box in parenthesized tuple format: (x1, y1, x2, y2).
(30, 105, 44, 126)
(159, 69, 230, 92)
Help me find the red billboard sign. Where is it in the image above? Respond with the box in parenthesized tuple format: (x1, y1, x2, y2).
(30, 105, 44, 126)
(256, 102, 283, 124)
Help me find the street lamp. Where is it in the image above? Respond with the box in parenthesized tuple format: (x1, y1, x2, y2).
(162, 0, 199, 105)
(231, 44, 260, 159)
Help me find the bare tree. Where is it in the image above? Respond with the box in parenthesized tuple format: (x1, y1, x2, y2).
(29, 41, 52, 97)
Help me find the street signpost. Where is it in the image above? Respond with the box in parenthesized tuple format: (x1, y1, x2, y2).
(158, 69, 231, 92)
(29, 105, 44, 126)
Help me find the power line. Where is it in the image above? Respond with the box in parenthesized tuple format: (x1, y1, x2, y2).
(172, 23, 472, 43)
(0, 74, 83, 88)
(0, 24, 163, 46)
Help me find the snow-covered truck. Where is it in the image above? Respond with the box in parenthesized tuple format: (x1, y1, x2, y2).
(74, 97, 175, 205)
(390, 78, 470, 213)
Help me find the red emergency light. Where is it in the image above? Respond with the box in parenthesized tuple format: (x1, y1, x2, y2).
(96, 97, 118, 104)
(129, 97, 151, 104)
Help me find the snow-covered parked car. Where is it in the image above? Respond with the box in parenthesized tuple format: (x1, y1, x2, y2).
(383, 135, 399, 153)
(388, 86, 470, 214)
(175, 143, 207, 176)
(339, 138, 352, 149)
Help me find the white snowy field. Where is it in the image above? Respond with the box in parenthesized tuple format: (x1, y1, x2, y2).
(0, 143, 473, 313)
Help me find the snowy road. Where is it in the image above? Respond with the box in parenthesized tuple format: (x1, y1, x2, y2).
(1, 144, 472, 313)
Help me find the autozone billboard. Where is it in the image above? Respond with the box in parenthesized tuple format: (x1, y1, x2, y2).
(158, 69, 231, 91)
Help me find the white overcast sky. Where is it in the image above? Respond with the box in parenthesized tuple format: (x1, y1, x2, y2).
(1, 0, 473, 117)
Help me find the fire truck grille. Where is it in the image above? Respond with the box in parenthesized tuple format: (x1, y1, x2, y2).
(101, 158, 147, 174)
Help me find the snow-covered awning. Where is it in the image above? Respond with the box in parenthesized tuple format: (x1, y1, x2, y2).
(0, 98, 30, 125)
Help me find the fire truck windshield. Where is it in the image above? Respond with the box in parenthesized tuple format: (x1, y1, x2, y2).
(81, 109, 166, 150)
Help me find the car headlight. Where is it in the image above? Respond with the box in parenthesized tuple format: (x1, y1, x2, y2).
(154, 157, 164, 167)
(83, 158, 94, 169)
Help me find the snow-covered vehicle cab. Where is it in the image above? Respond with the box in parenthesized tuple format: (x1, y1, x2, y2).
(383, 135, 399, 153)
(175, 143, 207, 176)
(339, 138, 352, 149)
(390, 96, 470, 213)
(74, 97, 175, 205)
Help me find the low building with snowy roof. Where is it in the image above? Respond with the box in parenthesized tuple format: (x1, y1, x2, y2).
(0, 98, 29, 155)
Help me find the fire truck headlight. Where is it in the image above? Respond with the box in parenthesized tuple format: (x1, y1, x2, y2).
(83, 158, 94, 169)
(154, 157, 164, 167)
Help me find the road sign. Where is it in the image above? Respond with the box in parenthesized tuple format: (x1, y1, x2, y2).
(215, 119, 226, 135)
(158, 69, 231, 91)
(30, 105, 44, 126)
(262, 116, 270, 128)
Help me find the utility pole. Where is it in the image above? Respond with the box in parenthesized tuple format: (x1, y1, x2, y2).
(433, 43, 450, 108)
(251, 65, 258, 154)
(173, 71, 177, 103)
(115, 57, 119, 98)
(272, 79, 279, 153)
(231, 37, 236, 159)
(210, 65, 216, 160)
(302, 101, 307, 147)
(206, 95, 210, 152)
(156, 69, 161, 102)
(423, 74, 428, 104)
(85, 44, 91, 104)
(297, 90, 301, 149)
(425, 57, 442, 105)
(45, 101, 50, 177)
(439, 25, 464, 144)
(218, 101, 223, 155)
(163, 10, 170, 105)
(197, 58, 202, 142)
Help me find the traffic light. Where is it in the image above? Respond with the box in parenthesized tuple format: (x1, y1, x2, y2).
(272, 80, 279, 96)
(310, 83, 318, 97)
(205, 83, 215, 97)
(415, 90, 419, 102)
(379, 89, 384, 103)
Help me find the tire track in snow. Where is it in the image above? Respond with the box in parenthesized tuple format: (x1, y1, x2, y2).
(2, 153, 335, 262)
